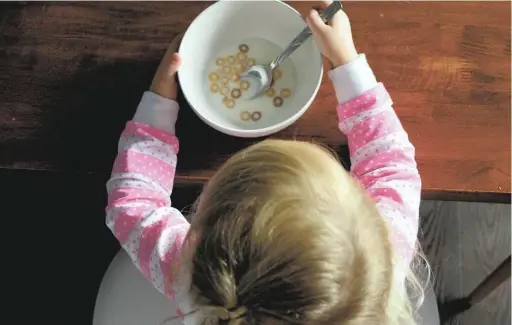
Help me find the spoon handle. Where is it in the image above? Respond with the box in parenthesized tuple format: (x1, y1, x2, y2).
(269, 1, 342, 70)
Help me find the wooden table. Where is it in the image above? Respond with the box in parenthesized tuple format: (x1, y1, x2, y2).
(0, 1, 510, 203)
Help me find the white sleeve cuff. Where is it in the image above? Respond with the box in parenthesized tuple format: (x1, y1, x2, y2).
(328, 54, 378, 103)
(133, 91, 179, 134)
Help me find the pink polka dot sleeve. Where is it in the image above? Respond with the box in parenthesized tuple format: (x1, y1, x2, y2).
(338, 83, 421, 264)
(105, 120, 190, 301)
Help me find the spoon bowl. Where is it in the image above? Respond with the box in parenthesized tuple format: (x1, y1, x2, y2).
(240, 64, 273, 99)
(241, 0, 342, 99)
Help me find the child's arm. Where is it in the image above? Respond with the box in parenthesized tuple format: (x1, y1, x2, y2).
(105, 91, 190, 299)
(329, 55, 422, 263)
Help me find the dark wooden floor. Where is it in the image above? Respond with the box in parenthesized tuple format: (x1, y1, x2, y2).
(1, 168, 508, 325)
(420, 201, 511, 325)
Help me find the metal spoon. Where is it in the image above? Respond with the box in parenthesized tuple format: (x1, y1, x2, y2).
(241, 0, 343, 99)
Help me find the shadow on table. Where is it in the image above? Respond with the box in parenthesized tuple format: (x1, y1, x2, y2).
(32, 54, 256, 175)
(3, 45, 346, 176)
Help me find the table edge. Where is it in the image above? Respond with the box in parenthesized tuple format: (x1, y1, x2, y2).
(1, 167, 509, 204)
(173, 176, 511, 204)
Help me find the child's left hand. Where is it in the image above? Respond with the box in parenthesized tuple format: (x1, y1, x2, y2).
(150, 33, 183, 101)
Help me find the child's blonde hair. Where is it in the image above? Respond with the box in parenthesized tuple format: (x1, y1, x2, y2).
(181, 139, 424, 325)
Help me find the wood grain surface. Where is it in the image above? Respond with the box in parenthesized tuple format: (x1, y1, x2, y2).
(419, 201, 511, 325)
(0, 1, 510, 202)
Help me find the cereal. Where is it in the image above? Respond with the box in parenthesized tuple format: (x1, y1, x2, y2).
(240, 111, 251, 121)
(239, 44, 249, 53)
(222, 66, 231, 74)
(231, 88, 241, 99)
(273, 96, 284, 107)
(251, 111, 262, 121)
(208, 72, 219, 82)
(280, 88, 291, 98)
(225, 98, 235, 109)
(221, 86, 230, 96)
(210, 83, 219, 93)
(233, 63, 243, 73)
(272, 67, 282, 80)
(237, 52, 248, 62)
(210, 42, 292, 114)
(240, 80, 250, 90)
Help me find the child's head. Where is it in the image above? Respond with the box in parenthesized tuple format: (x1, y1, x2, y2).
(181, 140, 422, 325)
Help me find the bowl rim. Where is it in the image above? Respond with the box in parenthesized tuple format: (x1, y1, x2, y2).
(178, 0, 324, 138)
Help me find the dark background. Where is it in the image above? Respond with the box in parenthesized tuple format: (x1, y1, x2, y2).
(1, 168, 202, 324)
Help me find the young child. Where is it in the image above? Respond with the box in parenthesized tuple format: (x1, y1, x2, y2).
(106, 3, 427, 325)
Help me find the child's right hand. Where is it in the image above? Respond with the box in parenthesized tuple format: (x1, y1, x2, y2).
(306, 0, 359, 69)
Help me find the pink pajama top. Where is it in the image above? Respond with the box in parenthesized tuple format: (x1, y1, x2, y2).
(106, 54, 421, 320)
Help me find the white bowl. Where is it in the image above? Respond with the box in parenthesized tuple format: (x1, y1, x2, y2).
(179, 0, 323, 138)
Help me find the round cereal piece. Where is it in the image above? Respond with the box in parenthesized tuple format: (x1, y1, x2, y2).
(231, 88, 241, 99)
(251, 111, 262, 121)
(231, 73, 240, 82)
(221, 86, 230, 96)
(226, 55, 235, 64)
(222, 96, 229, 103)
(266, 88, 276, 97)
(221, 76, 230, 85)
(240, 80, 250, 90)
(272, 67, 282, 80)
(225, 98, 235, 109)
(280, 88, 291, 98)
(210, 83, 219, 93)
(208, 72, 219, 82)
(237, 52, 248, 62)
(222, 66, 231, 74)
(220, 86, 230, 96)
(216, 58, 225, 66)
(239, 44, 249, 53)
(247, 58, 256, 66)
(233, 63, 243, 73)
(240, 111, 251, 121)
(273, 96, 284, 107)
